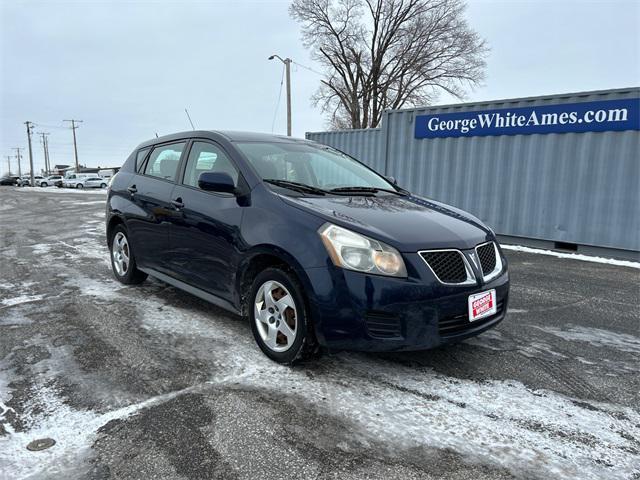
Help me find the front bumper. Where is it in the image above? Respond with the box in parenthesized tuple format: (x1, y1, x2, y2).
(304, 250, 509, 352)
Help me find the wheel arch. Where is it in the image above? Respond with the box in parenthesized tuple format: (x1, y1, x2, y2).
(106, 214, 125, 246)
(236, 245, 314, 318)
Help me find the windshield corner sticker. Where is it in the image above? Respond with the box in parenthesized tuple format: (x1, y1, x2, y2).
(414, 98, 640, 139)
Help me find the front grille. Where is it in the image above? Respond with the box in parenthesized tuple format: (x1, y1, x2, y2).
(476, 242, 497, 275)
(438, 301, 504, 337)
(420, 250, 468, 283)
(365, 310, 402, 339)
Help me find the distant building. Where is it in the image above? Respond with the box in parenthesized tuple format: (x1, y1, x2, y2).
(52, 164, 70, 175)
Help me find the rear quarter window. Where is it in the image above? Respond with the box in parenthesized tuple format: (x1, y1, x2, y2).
(135, 147, 151, 172)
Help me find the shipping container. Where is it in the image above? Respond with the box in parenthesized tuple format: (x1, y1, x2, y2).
(306, 87, 640, 259)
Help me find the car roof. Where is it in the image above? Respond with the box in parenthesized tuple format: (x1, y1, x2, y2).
(137, 130, 314, 149)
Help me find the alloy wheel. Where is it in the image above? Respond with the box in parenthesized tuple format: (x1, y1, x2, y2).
(112, 232, 130, 276)
(254, 280, 298, 352)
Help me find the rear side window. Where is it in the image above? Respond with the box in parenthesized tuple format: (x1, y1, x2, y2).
(144, 142, 186, 181)
(135, 147, 150, 172)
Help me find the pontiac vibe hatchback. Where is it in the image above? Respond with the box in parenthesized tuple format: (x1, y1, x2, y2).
(106, 131, 509, 363)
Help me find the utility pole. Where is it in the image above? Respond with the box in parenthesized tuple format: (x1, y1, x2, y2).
(13, 148, 22, 177)
(6, 155, 11, 175)
(45, 135, 51, 174)
(25, 121, 35, 186)
(63, 119, 82, 172)
(37, 132, 50, 174)
(268, 54, 292, 136)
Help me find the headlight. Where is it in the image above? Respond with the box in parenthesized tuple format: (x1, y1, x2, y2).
(319, 223, 407, 277)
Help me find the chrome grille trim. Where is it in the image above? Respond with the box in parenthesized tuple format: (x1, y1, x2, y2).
(475, 241, 503, 282)
(418, 249, 476, 286)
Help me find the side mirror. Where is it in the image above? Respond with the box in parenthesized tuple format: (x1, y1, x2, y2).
(385, 175, 397, 185)
(198, 171, 236, 194)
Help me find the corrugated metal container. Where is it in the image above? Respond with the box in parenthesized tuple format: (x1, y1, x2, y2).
(306, 88, 640, 255)
(307, 128, 385, 173)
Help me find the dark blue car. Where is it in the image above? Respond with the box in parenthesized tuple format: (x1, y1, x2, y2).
(106, 131, 509, 363)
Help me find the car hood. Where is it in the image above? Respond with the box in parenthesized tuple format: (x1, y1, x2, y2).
(281, 193, 492, 252)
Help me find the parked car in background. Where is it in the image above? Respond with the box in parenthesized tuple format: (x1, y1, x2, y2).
(78, 177, 108, 189)
(106, 131, 509, 364)
(0, 176, 19, 186)
(17, 175, 44, 187)
(62, 173, 94, 188)
(36, 175, 63, 187)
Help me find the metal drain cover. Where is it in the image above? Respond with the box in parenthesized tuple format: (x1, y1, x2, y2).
(26, 438, 56, 451)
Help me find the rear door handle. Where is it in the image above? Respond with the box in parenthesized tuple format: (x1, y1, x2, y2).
(171, 198, 184, 209)
(127, 185, 137, 194)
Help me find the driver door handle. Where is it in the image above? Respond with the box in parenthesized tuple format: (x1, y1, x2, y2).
(127, 185, 137, 194)
(171, 198, 184, 209)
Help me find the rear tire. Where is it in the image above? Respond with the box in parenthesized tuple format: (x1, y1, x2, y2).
(109, 224, 147, 285)
(249, 267, 318, 364)
(76, 183, 83, 189)
(100, 183, 107, 188)
(41, 182, 47, 187)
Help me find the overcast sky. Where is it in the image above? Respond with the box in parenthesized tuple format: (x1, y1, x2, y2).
(1, 0, 638, 174)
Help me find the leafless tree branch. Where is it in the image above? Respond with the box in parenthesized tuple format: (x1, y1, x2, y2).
(290, 0, 487, 129)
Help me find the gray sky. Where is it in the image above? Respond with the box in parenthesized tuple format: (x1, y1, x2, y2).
(1, 0, 638, 174)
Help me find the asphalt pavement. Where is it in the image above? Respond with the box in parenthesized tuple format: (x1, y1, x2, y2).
(0, 187, 638, 480)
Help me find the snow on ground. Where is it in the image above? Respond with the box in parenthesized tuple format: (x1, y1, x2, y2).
(0, 294, 45, 307)
(1, 193, 639, 479)
(501, 244, 640, 269)
(13, 187, 107, 195)
(2, 267, 638, 480)
(140, 297, 640, 479)
(534, 325, 640, 355)
(0, 375, 203, 479)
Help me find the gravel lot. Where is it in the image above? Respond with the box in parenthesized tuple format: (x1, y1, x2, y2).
(0, 187, 639, 480)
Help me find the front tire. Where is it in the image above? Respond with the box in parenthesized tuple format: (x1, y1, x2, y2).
(100, 183, 107, 188)
(76, 183, 84, 189)
(249, 267, 317, 364)
(109, 225, 147, 285)
(41, 182, 47, 187)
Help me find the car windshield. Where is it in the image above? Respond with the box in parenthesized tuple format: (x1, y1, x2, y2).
(235, 142, 396, 193)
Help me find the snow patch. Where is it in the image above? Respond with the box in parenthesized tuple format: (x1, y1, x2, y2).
(59, 200, 106, 206)
(14, 188, 107, 195)
(502, 245, 640, 269)
(0, 382, 201, 479)
(535, 325, 640, 355)
(62, 274, 123, 299)
(137, 302, 640, 480)
(31, 243, 53, 255)
(1, 294, 45, 307)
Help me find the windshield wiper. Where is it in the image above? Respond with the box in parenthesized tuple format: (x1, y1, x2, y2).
(329, 186, 408, 196)
(264, 179, 328, 196)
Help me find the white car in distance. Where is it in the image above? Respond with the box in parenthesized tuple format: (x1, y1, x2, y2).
(17, 175, 44, 186)
(63, 174, 94, 188)
(77, 177, 108, 189)
(37, 175, 63, 187)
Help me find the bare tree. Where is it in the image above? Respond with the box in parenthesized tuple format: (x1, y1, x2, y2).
(290, 0, 487, 129)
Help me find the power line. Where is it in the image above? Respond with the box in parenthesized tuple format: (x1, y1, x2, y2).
(33, 122, 68, 130)
(291, 60, 324, 76)
(271, 63, 285, 133)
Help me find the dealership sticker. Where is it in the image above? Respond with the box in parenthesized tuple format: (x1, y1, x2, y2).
(468, 289, 497, 322)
